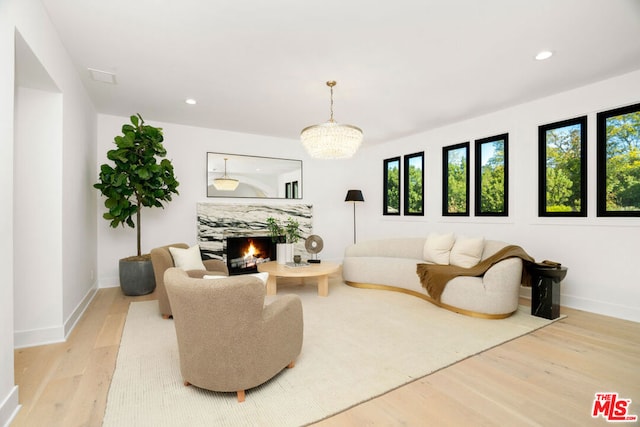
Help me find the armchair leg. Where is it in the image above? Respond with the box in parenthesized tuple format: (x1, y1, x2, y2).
(162, 314, 172, 319)
(184, 381, 191, 386)
(237, 390, 245, 402)
(287, 360, 295, 369)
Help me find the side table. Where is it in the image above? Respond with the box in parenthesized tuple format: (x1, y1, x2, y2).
(527, 265, 568, 320)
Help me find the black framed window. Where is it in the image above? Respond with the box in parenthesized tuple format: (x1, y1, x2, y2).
(403, 152, 424, 216)
(383, 157, 401, 215)
(442, 142, 469, 216)
(597, 103, 640, 216)
(475, 134, 508, 216)
(292, 181, 299, 198)
(538, 117, 587, 216)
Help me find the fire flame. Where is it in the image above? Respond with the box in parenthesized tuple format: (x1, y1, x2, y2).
(244, 243, 257, 259)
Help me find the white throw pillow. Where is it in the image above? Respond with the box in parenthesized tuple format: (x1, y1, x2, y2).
(203, 272, 269, 285)
(449, 236, 485, 268)
(423, 232, 455, 265)
(169, 245, 206, 271)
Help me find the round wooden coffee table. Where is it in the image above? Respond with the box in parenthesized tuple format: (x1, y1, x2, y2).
(257, 261, 340, 297)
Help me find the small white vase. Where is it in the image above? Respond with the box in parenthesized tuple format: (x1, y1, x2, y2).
(277, 243, 294, 264)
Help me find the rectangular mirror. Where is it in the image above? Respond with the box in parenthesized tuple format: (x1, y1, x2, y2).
(207, 152, 302, 199)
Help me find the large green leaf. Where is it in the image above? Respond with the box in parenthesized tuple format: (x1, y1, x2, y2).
(94, 114, 180, 255)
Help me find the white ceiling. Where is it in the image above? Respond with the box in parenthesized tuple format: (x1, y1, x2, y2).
(40, 0, 640, 145)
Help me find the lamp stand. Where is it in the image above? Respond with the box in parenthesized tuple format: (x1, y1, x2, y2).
(352, 202, 357, 244)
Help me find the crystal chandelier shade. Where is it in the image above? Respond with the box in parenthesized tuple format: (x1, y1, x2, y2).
(300, 81, 363, 159)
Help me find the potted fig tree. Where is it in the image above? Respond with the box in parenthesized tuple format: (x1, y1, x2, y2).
(94, 114, 180, 295)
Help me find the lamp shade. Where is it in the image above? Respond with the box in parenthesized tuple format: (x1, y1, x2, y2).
(345, 189, 365, 202)
(213, 177, 239, 191)
(212, 157, 239, 191)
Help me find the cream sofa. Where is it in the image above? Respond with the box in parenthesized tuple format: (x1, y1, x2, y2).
(342, 235, 525, 318)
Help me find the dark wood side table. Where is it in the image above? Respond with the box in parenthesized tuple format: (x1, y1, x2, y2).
(528, 265, 568, 320)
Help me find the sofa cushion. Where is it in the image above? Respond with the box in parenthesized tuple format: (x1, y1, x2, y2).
(169, 245, 206, 271)
(450, 236, 485, 268)
(423, 233, 455, 265)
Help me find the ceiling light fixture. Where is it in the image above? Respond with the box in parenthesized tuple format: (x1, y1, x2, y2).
(87, 68, 117, 84)
(212, 158, 239, 191)
(535, 50, 553, 61)
(185, 98, 197, 105)
(300, 80, 363, 159)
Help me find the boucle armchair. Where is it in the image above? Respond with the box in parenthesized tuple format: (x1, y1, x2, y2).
(150, 243, 228, 318)
(164, 268, 303, 402)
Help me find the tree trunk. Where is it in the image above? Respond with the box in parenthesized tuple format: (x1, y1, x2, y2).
(136, 195, 142, 257)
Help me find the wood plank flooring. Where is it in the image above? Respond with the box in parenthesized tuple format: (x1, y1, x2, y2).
(12, 284, 640, 426)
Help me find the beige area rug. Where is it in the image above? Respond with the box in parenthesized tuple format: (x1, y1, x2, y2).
(103, 281, 558, 426)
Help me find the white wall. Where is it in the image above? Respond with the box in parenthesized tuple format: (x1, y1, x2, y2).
(14, 86, 64, 346)
(1, 0, 97, 423)
(0, 2, 19, 423)
(349, 70, 640, 322)
(96, 115, 355, 286)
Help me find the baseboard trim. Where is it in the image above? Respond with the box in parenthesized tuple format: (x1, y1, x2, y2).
(98, 275, 119, 288)
(561, 294, 640, 323)
(15, 285, 98, 349)
(0, 385, 20, 427)
(13, 326, 64, 349)
(64, 286, 97, 338)
(520, 285, 639, 323)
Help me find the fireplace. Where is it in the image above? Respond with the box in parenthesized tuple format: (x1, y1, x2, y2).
(226, 236, 276, 275)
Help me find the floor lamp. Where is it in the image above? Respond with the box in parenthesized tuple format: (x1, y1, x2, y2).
(345, 190, 365, 244)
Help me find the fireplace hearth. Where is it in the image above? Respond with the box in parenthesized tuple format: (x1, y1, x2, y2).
(226, 236, 276, 275)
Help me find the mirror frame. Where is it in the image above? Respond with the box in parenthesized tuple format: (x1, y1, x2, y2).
(206, 152, 303, 199)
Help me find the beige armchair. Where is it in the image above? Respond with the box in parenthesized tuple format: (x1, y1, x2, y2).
(150, 243, 228, 318)
(164, 267, 303, 402)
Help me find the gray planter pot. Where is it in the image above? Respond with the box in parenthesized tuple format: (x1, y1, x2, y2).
(119, 258, 156, 296)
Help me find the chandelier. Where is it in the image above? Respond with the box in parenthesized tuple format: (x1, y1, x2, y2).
(300, 80, 363, 159)
(212, 158, 239, 191)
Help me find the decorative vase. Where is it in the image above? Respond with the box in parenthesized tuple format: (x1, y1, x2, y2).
(276, 243, 294, 265)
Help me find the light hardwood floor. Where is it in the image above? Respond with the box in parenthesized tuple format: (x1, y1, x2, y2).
(12, 284, 640, 426)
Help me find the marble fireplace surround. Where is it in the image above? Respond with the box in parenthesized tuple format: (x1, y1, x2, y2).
(196, 202, 313, 262)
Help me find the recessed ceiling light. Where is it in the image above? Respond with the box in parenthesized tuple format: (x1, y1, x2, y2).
(185, 98, 197, 105)
(535, 50, 553, 61)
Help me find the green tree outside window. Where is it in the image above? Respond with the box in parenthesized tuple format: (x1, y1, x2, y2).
(597, 105, 640, 216)
(475, 134, 508, 216)
(384, 157, 400, 215)
(443, 143, 469, 216)
(404, 152, 424, 215)
(538, 117, 587, 217)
